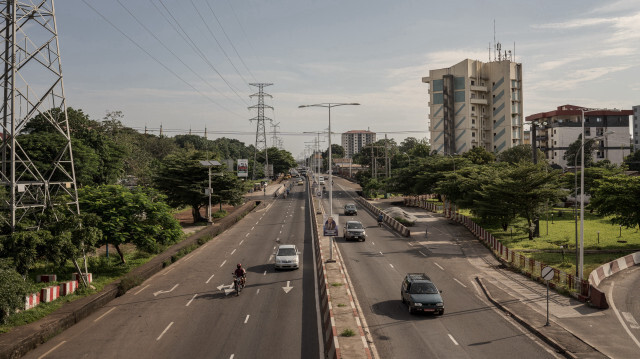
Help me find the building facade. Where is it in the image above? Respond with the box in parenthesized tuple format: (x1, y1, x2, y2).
(633, 105, 639, 150)
(422, 58, 524, 155)
(526, 105, 633, 168)
(341, 130, 376, 158)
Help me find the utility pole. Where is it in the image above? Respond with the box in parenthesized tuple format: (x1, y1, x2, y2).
(249, 83, 273, 180)
(1, 1, 79, 231)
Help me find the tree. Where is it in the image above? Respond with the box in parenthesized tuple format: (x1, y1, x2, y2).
(496, 144, 544, 165)
(0, 262, 32, 324)
(210, 171, 248, 211)
(474, 162, 565, 239)
(590, 175, 640, 230)
(262, 147, 296, 176)
(624, 150, 640, 172)
(463, 147, 496, 165)
(79, 185, 182, 263)
(153, 149, 213, 222)
(563, 135, 598, 168)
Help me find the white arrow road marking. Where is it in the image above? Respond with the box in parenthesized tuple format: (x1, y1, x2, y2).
(282, 280, 294, 293)
(157, 322, 174, 341)
(186, 294, 197, 306)
(154, 284, 179, 297)
(217, 283, 235, 295)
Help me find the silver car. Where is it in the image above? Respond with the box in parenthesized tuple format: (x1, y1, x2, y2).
(274, 244, 300, 270)
(343, 221, 366, 241)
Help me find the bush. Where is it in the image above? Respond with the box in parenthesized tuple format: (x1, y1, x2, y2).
(394, 217, 416, 227)
(0, 266, 32, 324)
(212, 210, 228, 219)
(117, 275, 143, 297)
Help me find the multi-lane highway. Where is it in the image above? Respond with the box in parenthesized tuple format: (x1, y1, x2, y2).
(325, 177, 559, 358)
(25, 182, 319, 359)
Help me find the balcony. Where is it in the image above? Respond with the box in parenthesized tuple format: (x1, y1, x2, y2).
(471, 98, 488, 105)
(471, 85, 488, 92)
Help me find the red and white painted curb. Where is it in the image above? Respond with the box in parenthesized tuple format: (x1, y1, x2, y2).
(40, 286, 60, 303)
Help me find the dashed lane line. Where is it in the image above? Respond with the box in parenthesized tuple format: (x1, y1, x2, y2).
(206, 274, 215, 284)
(134, 285, 150, 295)
(448, 334, 459, 346)
(37, 341, 66, 359)
(230, 249, 236, 255)
(434, 262, 444, 270)
(220, 260, 227, 268)
(244, 315, 250, 324)
(239, 239, 244, 245)
(389, 263, 394, 269)
(186, 294, 197, 306)
(93, 307, 116, 323)
(454, 278, 468, 288)
(419, 251, 427, 257)
(157, 322, 174, 341)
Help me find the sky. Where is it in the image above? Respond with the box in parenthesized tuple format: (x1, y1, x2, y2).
(51, 0, 640, 159)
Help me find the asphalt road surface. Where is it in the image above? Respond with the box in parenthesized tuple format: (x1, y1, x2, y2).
(325, 177, 559, 359)
(25, 182, 319, 359)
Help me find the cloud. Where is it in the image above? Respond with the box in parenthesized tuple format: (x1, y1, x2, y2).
(422, 49, 490, 69)
(529, 65, 631, 92)
(534, 17, 614, 30)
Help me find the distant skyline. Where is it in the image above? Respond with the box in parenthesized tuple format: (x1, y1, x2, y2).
(53, 0, 639, 158)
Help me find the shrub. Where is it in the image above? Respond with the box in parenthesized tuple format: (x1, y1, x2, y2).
(117, 275, 143, 297)
(340, 328, 356, 337)
(0, 266, 32, 324)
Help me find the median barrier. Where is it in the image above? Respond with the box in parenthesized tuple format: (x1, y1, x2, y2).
(354, 197, 410, 238)
(587, 251, 640, 308)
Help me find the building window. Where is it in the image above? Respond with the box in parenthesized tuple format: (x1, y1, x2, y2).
(472, 119, 476, 125)
(472, 106, 475, 111)
(585, 128, 591, 136)
(471, 80, 475, 85)
(596, 128, 604, 136)
(472, 132, 476, 137)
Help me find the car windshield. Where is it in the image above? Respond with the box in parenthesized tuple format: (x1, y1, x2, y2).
(410, 283, 438, 294)
(277, 248, 296, 256)
(346, 205, 355, 209)
(347, 222, 363, 229)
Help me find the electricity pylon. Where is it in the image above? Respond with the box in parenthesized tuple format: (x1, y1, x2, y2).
(248, 83, 272, 180)
(1, 0, 79, 232)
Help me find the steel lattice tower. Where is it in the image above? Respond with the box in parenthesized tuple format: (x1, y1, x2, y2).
(248, 83, 272, 180)
(1, 0, 79, 231)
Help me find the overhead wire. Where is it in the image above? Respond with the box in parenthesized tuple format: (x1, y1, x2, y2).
(115, 0, 245, 111)
(155, 0, 248, 106)
(223, 0, 265, 73)
(80, 0, 244, 118)
(204, 0, 256, 82)
(189, 0, 251, 90)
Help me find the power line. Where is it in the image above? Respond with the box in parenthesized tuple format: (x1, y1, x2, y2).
(115, 0, 245, 112)
(81, 0, 244, 116)
(189, 0, 251, 89)
(154, 0, 248, 106)
(223, 0, 265, 72)
(204, 0, 256, 82)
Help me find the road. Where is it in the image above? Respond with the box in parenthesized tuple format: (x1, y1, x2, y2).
(325, 177, 559, 359)
(25, 182, 319, 359)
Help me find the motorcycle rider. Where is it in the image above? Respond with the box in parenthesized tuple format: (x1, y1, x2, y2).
(377, 213, 384, 227)
(234, 263, 246, 287)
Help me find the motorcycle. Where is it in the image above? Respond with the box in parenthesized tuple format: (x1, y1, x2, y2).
(233, 274, 245, 296)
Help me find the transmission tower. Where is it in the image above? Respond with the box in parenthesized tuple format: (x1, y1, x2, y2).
(0, 1, 79, 232)
(248, 83, 272, 179)
(270, 121, 280, 149)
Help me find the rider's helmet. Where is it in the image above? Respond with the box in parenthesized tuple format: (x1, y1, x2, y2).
(237, 263, 242, 268)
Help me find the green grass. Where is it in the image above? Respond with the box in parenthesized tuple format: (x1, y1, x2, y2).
(337, 303, 347, 307)
(340, 328, 356, 337)
(470, 209, 639, 277)
(331, 282, 343, 287)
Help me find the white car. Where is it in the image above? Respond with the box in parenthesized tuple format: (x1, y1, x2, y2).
(274, 244, 300, 270)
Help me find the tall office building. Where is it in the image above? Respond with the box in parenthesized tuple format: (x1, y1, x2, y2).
(422, 56, 523, 155)
(633, 105, 639, 150)
(526, 105, 633, 168)
(341, 130, 376, 159)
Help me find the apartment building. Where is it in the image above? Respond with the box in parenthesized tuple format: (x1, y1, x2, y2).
(526, 105, 633, 168)
(422, 57, 524, 155)
(341, 130, 376, 159)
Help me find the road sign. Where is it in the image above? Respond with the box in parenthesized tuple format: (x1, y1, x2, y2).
(542, 266, 554, 281)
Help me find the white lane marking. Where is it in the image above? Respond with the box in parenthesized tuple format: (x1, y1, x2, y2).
(434, 262, 444, 270)
(186, 294, 197, 306)
(256, 289, 260, 295)
(454, 278, 468, 288)
(206, 274, 215, 284)
(419, 251, 427, 257)
(230, 355, 234, 359)
(280, 230, 282, 234)
(379, 251, 383, 255)
(244, 315, 250, 324)
(448, 334, 459, 345)
(94, 307, 116, 323)
(220, 260, 227, 268)
(231, 249, 236, 255)
(251, 226, 255, 231)
(389, 264, 394, 269)
(37, 341, 66, 359)
(134, 285, 150, 295)
(256, 221, 259, 225)
(269, 254, 274, 261)
(162, 267, 175, 276)
(371, 242, 375, 245)
(263, 270, 267, 276)
(245, 233, 249, 237)
(157, 322, 174, 341)
(622, 312, 640, 329)
(408, 242, 414, 246)
(609, 282, 640, 350)
(154, 284, 179, 297)
(183, 254, 194, 262)
(239, 239, 244, 245)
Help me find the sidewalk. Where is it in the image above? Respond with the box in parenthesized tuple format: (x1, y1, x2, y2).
(367, 198, 612, 358)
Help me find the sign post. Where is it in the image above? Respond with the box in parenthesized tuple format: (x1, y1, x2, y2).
(541, 266, 554, 326)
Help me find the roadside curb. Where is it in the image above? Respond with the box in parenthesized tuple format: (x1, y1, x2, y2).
(475, 277, 606, 359)
(0, 200, 260, 359)
(355, 198, 410, 237)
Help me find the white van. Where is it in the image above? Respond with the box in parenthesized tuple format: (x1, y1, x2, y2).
(318, 176, 325, 185)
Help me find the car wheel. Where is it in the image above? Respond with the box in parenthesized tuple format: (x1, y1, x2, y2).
(437, 310, 444, 316)
(401, 295, 405, 304)
(408, 306, 414, 315)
